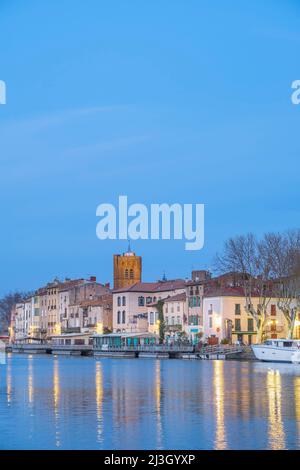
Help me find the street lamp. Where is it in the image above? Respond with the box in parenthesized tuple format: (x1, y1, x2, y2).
(54, 323, 61, 335)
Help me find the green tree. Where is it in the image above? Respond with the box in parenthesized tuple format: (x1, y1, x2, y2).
(157, 300, 165, 344)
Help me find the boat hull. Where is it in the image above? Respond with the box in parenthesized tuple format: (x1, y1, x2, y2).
(252, 345, 298, 363)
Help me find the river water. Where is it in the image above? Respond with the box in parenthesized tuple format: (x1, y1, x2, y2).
(0, 353, 300, 449)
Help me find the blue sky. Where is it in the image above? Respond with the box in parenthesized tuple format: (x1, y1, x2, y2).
(0, 0, 300, 294)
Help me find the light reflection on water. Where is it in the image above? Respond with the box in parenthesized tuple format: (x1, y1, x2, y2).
(1, 354, 300, 449)
(213, 360, 226, 449)
(267, 369, 285, 450)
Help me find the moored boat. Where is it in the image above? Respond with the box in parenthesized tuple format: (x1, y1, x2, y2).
(252, 339, 300, 363)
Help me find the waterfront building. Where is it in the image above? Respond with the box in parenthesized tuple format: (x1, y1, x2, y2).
(66, 280, 111, 332)
(75, 295, 113, 333)
(184, 270, 210, 342)
(112, 279, 187, 333)
(46, 278, 96, 336)
(37, 288, 48, 339)
(30, 294, 41, 338)
(113, 246, 142, 290)
(14, 298, 32, 341)
(51, 332, 92, 346)
(202, 287, 288, 345)
(14, 303, 24, 341)
(93, 332, 157, 350)
(163, 292, 187, 340)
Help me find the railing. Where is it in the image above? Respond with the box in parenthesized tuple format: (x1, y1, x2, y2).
(51, 344, 92, 350)
(13, 343, 92, 351)
(94, 344, 194, 352)
(198, 344, 243, 355)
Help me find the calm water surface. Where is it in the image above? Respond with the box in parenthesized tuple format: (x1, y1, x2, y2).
(1, 353, 300, 449)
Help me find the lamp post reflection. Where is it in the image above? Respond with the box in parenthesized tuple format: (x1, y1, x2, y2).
(213, 360, 227, 449)
(28, 355, 34, 405)
(267, 369, 285, 449)
(95, 360, 104, 444)
(155, 360, 163, 449)
(294, 376, 300, 445)
(53, 358, 61, 448)
(6, 354, 12, 405)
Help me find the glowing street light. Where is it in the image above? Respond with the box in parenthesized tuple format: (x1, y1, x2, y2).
(54, 324, 61, 335)
(96, 322, 103, 335)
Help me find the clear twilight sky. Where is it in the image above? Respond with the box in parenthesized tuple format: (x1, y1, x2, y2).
(0, 0, 300, 295)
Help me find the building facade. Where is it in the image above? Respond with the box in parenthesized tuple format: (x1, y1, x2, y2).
(203, 289, 288, 345)
(112, 279, 187, 333)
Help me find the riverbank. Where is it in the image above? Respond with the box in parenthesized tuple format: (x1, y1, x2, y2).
(6, 344, 257, 361)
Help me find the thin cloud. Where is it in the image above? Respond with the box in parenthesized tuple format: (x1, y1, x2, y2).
(0, 104, 134, 136)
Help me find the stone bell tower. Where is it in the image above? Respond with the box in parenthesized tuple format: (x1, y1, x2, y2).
(113, 243, 142, 289)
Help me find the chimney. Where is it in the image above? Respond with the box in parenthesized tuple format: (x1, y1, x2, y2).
(89, 276, 97, 282)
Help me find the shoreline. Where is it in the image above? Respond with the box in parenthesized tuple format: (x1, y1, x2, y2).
(5, 344, 257, 361)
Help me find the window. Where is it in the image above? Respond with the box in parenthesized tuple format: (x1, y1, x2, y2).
(235, 304, 241, 315)
(117, 296, 121, 307)
(117, 311, 121, 324)
(165, 316, 168, 325)
(271, 304, 276, 316)
(125, 269, 129, 279)
(146, 296, 152, 304)
(235, 319, 241, 331)
(177, 304, 180, 312)
(122, 311, 126, 324)
(248, 318, 254, 332)
(177, 316, 181, 324)
(209, 317, 213, 328)
(150, 312, 154, 325)
(165, 305, 168, 313)
(122, 296, 126, 306)
(130, 269, 134, 279)
(171, 316, 175, 325)
(138, 296, 145, 306)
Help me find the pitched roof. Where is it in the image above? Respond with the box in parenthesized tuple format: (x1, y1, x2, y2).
(164, 292, 187, 303)
(203, 285, 276, 298)
(113, 279, 187, 294)
(75, 295, 113, 308)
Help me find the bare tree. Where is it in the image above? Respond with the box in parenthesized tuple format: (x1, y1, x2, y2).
(262, 230, 300, 338)
(0, 291, 30, 334)
(215, 233, 274, 342)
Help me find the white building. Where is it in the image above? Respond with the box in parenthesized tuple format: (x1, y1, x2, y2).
(113, 280, 187, 333)
(14, 298, 33, 341)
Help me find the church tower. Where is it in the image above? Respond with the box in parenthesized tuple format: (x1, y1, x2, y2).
(113, 243, 142, 289)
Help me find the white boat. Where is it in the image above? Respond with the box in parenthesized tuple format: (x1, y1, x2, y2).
(252, 339, 300, 363)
